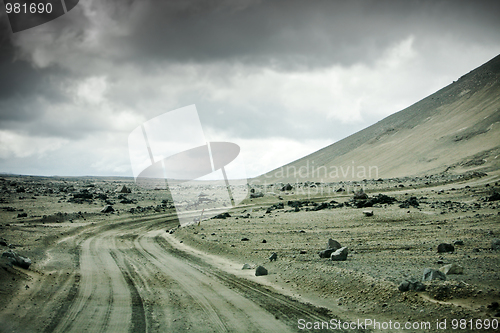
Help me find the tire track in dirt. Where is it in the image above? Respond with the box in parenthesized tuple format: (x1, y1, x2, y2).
(7, 210, 367, 332)
(153, 232, 363, 333)
(109, 250, 147, 333)
(134, 229, 309, 332)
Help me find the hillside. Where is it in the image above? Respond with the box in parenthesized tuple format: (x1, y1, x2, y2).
(254, 54, 500, 184)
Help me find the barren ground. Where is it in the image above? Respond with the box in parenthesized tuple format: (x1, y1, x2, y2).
(0, 172, 499, 332)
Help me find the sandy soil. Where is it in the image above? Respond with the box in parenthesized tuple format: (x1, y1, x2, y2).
(0, 172, 499, 332)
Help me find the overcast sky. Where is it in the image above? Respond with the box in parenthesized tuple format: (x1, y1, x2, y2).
(1, 0, 499, 178)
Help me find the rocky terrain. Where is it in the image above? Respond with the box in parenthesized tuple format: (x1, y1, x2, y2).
(1, 170, 499, 332)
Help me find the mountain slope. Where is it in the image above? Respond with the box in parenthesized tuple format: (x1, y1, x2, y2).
(254, 54, 500, 183)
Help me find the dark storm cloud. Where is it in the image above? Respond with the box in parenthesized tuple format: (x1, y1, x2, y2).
(92, 0, 500, 69)
(0, 11, 72, 125)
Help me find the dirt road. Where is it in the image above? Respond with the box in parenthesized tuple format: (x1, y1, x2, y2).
(0, 212, 346, 333)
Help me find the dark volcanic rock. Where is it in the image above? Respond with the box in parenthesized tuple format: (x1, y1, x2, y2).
(101, 205, 115, 213)
(2, 250, 31, 269)
(372, 194, 397, 205)
(318, 249, 336, 258)
(213, 212, 231, 219)
(487, 191, 500, 202)
(250, 192, 264, 198)
(255, 266, 268, 276)
(437, 243, 454, 253)
(312, 202, 329, 211)
(399, 196, 419, 208)
(269, 252, 277, 261)
(399, 278, 426, 292)
(119, 185, 131, 193)
(363, 210, 374, 216)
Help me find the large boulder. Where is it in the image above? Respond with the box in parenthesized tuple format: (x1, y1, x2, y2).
(2, 250, 31, 269)
(330, 247, 348, 261)
(269, 252, 278, 262)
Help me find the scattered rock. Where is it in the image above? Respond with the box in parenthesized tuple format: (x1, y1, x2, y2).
(241, 237, 249, 241)
(17, 212, 27, 218)
(487, 192, 500, 202)
(269, 252, 278, 261)
(299, 250, 307, 254)
(214, 212, 231, 219)
(262, 239, 267, 243)
(353, 190, 368, 200)
(487, 302, 499, 310)
(255, 266, 268, 276)
(101, 205, 115, 213)
(399, 196, 419, 208)
(318, 249, 335, 258)
(372, 194, 397, 205)
(439, 263, 464, 275)
(311, 202, 329, 211)
(250, 192, 264, 198)
(363, 210, 374, 217)
(453, 240, 464, 246)
(330, 247, 348, 261)
(119, 185, 131, 193)
(423, 268, 446, 281)
(437, 243, 454, 253)
(242, 263, 252, 270)
(281, 183, 293, 191)
(399, 278, 426, 292)
(492, 239, 500, 250)
(327, 239, 342, 251)
(2, 250, 31, 269)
